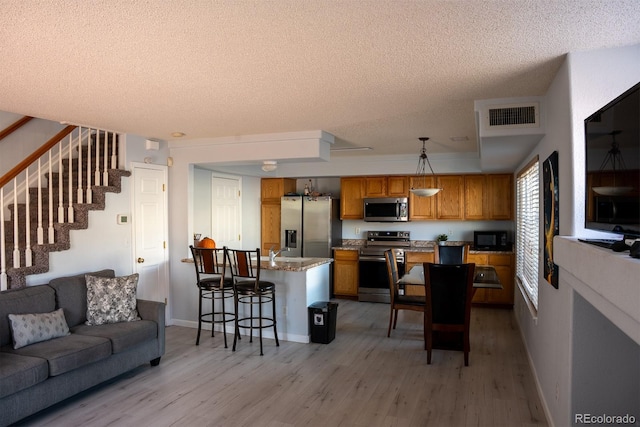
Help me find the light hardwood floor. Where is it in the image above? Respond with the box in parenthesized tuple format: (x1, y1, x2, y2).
(16, 300, 547, 427)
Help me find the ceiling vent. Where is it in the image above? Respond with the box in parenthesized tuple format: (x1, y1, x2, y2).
(485, 102, 539, 129)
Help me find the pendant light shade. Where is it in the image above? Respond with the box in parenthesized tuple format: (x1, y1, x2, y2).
(410, 137, 441, 197)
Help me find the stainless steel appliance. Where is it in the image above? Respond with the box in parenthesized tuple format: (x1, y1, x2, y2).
(280, 195, 341, 258)
(358, 230, 410, 303)
(473, 230, 510, 251)
(363, 197, 409, 222)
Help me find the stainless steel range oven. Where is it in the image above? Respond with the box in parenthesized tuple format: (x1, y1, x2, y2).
(358, 231, 410, 303)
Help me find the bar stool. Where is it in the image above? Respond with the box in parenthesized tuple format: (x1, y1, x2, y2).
(226, 247, 279, 356)
(190, 245, 236, 347)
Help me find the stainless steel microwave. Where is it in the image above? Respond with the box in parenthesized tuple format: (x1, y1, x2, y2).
(363, 197, 409, 222)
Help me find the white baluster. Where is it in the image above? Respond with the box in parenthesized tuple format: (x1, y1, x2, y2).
(86, 129, 92, 204)
(25, 167, 32, 267)
(94, 130, 101, 186)
(103, 131, 110, 185)
(58, 142, 64, 223)
(111, 131, 117, 170)
(48, 151, 54, 244)
(68, 132, 74, 223)
(37, 158, 44, 245)
(0, 187, 6, 290)
(77, 126, 83, 204)
(13, 179, 20, 268)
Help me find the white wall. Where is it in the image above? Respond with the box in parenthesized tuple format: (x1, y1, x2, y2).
(513, 44, 640, 427)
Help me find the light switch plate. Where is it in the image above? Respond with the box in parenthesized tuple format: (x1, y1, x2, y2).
(117, 214, 129, 225)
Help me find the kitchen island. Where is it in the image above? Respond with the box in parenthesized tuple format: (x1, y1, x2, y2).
(245, 256, 333, 343)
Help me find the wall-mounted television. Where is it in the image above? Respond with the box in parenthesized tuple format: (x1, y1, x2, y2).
(584, 82, 640, 238)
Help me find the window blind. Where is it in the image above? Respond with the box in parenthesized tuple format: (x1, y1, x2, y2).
(516, 157, 540, 310)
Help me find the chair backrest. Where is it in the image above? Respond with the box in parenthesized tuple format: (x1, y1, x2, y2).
(190, 245, 227, 283)
(434, 244, 469, 265)
(226, 248, 261, 288)
(385, 249, 400, 300)
(423, 263, 475, 325)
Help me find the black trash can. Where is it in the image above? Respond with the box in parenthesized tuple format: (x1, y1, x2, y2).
(308, 301, 338, 344)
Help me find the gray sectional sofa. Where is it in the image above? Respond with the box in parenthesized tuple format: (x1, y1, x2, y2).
(0, 269, 165, 427)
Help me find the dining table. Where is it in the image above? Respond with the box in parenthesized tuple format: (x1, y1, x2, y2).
(397, 264, 503, 295)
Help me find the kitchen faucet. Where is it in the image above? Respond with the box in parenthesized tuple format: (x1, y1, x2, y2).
(269, 246, 289, 262)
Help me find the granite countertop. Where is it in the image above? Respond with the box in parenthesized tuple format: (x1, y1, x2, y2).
(181, 256, 333, 272)
(259, 257, 333, 272)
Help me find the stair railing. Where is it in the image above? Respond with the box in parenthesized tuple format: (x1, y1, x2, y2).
(1, 125, 120, 290)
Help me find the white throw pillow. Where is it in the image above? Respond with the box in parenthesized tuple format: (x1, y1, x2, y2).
(85, 274, 140, 326)
(8, 308, 70, 349)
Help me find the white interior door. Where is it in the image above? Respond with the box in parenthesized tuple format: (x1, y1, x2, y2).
(132, 164, 169, 309)
(211, 176, 241, 249)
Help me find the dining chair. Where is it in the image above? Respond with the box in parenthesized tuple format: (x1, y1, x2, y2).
(386, 249, 426, 338)
(189, 245, 236, 347)
(434, 244, 469, 264)
(226, 247, 279, 356)
(423, 262, 476, 366)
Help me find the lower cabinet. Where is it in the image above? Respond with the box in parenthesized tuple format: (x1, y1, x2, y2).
(333, 249, 359, 298)
(404, 251, 434, 297)
(468, 253, 514, 306)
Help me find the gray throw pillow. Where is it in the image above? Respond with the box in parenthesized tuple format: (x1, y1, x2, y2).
(85, 274, 140, 326)
(8, 308, 70, 349)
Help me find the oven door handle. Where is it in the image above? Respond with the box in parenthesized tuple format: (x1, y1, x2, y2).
(359, 255, 387, 262)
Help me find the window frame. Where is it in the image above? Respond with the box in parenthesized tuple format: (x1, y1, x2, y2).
(516, 155, 540, 314)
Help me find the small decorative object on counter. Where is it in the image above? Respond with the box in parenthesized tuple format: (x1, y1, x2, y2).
(436, 234, 448, 246)
(193, 233, 202, 247)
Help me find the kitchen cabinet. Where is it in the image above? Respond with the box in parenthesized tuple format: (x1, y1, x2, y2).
(403, 251, 434, 296)
(464, 175, 487, 220)
(464, 174, 513, 220)
(340, 177, 366, 219)
(260, 178, 296, 253)
(408, 176, 437, 219)
(487, 174, 513, 220)
(364, 176, 409, 198)
(261, 178, 296, 202)
(436, 175, 465, 219)
(467, 252, 514, 306)
(333, 249, 359, 298)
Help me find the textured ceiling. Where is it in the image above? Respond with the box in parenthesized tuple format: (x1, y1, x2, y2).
(1, 1, 639, 162)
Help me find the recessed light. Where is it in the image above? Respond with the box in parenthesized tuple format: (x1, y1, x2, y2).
(171, 132, 185, 138)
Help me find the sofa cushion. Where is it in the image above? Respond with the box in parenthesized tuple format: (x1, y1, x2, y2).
(8, 308, 70, 349)
(0, 352, 49, 399)
(0, 285, 56, 348)
(2, 333, 111, 376)
(48, 269, 115, 328)
(72, 320, 157, 353)
(85, 274, 140, 326)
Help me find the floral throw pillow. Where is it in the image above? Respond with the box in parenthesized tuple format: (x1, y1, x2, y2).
(8, 308, 70, 349)
(85, 274, 140, 326)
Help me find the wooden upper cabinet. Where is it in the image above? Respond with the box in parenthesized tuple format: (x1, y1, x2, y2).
(436, 175, 464, 220)
(464, 175, 487, 220)
(340, 177, 365, 219)
(409, 176, 436, 219)
(487, 174, 513, 220)
(364, 176, 408, 198)
(261, 178, 296, 202)
(364, 177, 387, 197)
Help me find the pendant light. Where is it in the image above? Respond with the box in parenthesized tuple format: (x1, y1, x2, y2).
(410, 137, 441, 197)
(592, 131, 633, 196)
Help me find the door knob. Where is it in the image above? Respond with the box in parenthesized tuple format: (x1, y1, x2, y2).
(137, 257, 145, 263)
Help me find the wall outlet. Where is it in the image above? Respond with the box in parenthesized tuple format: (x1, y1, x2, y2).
(355, 227, 360, 235)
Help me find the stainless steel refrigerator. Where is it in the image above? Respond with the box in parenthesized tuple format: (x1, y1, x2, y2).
(280, 195, 341, 258)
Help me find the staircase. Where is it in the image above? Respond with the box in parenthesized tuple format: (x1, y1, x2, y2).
(1, 124, 129, 289)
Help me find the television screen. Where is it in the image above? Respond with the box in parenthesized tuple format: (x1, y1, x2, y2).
(584, 82, 640, 238)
